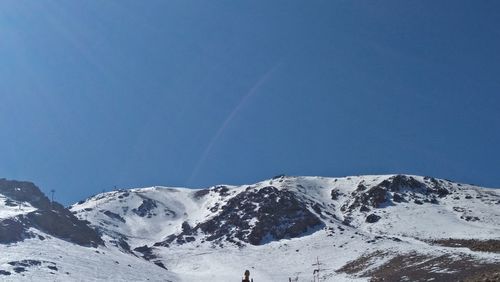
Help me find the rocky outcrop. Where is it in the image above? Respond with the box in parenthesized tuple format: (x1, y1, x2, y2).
(104, 210, 126, 223)
(0, 218, 35, 244)
(0, 179, 52, 210)
(0, 179, 103, 247)
(343, 175, 452, 213)
(132, 199, 158, 218)
(25, 209, 103, 247)
(158, 186, 323, 246)
(365, 214, 381, 223)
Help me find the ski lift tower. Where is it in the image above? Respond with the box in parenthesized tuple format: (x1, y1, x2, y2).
(312, 257, 323, 282)
(50, 189, 55, 203)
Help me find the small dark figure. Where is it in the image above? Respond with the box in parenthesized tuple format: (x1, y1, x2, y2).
(242, 269, 253, 282)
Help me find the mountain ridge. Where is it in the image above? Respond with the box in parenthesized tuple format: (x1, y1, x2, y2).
(1, 174, 499, 281)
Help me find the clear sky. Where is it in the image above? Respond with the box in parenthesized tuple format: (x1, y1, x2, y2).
(1, 1, 499, 205)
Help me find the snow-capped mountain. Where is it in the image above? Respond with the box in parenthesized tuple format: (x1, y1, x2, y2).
(0, 178, 179, 281)
(1, 175, 499, 281)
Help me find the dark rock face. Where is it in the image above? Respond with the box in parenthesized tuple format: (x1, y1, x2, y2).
(104, 210, 126, 223)
(461, 215, 480, 222)
(414, 199, 423, 205)
(364, 187, 388, 208)
(380, 175, 450, 197)
(8, 260, 42, 267)
(357, 183, 367, 191)
(106, 235, 132, 253)
(344, 186, 389, 212)
(193, 189, 210, 199)
(6, 260, 58, 274)
(25, 209, 103, 247)
(0, 179, 103, 247)
(212, 186, 230, 197)
(380, 175, 424, 192)
(0, 218, 34, 244)
(331, 189, 341, 200)
(0, 179, 52, 210)
(392, 193, 405, 203)
(133, 199, 158, 218)
(4, 199, 18, 207)
(155, 234, 176, 247)
(134, 245, 157, 260)
(312, 203, 324, 216)
(426, 177, 451, 197)
(344, 175, 452, 213)
(366, 214, 381, 223)
(117, 191, 130, 199)
(360, 205, 370, 212)
(181, 221, 192, 233)
(133, 245, 168, 269)
(154, 261, 167, 269)
(161, 186, 323, 246)
(13, 267, 26, 273)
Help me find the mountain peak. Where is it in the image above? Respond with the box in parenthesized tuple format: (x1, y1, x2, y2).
(2, 175, 499, 281)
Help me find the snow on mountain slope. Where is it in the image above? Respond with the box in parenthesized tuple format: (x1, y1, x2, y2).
(69, 174, 500, 281)
(70, 185, 243, 247)
(1, 175, 499, 281)
(0, 179, 179, 281)
(0, 179, 103, 246)
(72, 175, 500, 245)
(0, 194, 36, 219)
(0, 231, 179, 281)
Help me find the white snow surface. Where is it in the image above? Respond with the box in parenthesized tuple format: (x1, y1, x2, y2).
(0, 194, 36, 219)
(2, 175, 500, 281)
(0, 231, 178, 281)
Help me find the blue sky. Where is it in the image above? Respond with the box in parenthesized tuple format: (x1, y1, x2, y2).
(1, 1, 499, 205)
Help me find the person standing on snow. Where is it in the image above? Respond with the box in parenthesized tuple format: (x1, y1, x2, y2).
(242, 270, 253, 282)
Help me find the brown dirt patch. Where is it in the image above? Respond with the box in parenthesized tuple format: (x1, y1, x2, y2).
(338, 251, 500, 282)
(429, 239, 500, 253)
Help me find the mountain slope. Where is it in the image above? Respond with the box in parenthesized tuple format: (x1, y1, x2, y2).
(69, 174, 500, 281)
(0, 179, 103, 246)
(1, 175, 499, 281)
(0, 179, 178, 281)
